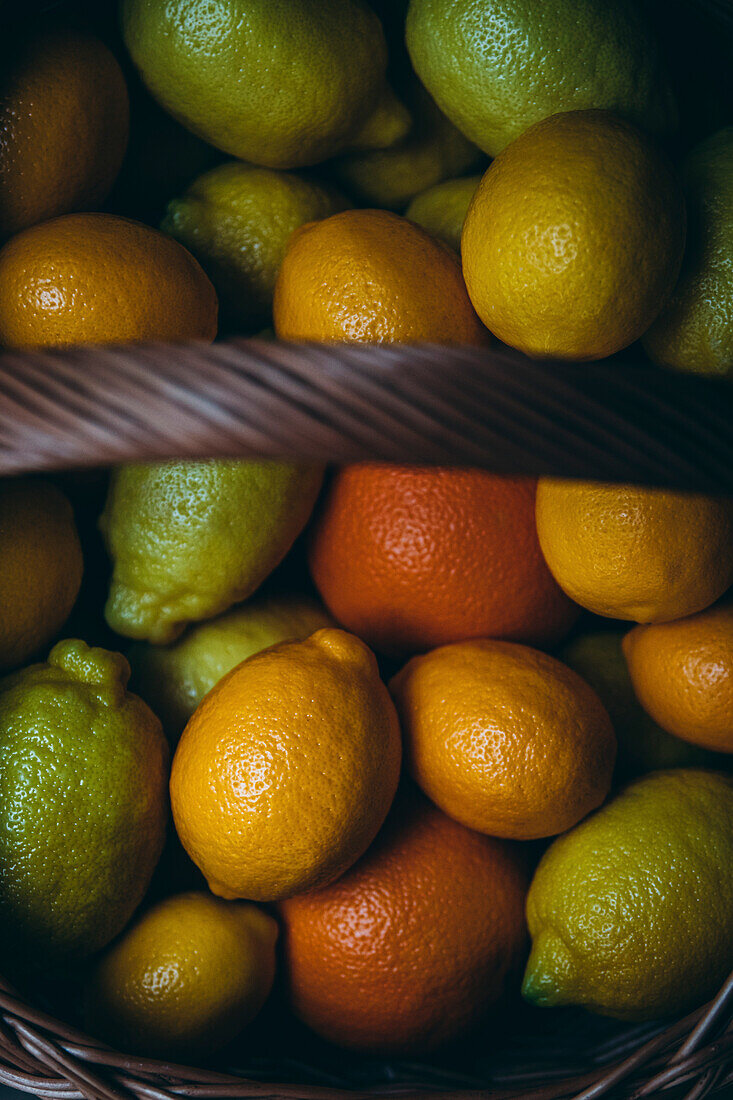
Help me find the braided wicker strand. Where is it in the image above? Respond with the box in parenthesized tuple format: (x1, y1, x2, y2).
(0, 340, 731, 489)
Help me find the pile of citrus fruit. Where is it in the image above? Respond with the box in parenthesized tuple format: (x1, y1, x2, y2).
(0, 0, 732, 1070)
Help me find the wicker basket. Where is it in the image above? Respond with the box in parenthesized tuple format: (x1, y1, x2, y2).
(1, 1, 733, 1097)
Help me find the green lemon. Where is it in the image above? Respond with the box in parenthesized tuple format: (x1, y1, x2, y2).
(560, 631, 725, 781)
(331, 79, 482, 211)
(523, 769, 733, 1020)
(0, 639, 169, 974)
(406, 0, 677, 158)
(128, 593, 333, 740)
(406, 174, 481, 252)
(100, 460, 324, 644)
(121, 0, 407, 168)
(643, 128, 733, 378)
(161, 163, 349, 331)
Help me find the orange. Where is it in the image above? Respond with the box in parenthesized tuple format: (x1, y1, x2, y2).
(461, 110, 685, 360)
(0, 213, 218, 349)
(273, 208, 487, 344)
(170, 629, 401, 902)
(308, 465, 579, 656)
(0, 479, 83, 670)
(536, 479, 733, 623)
(0, 27, 129, 239)
(280, 788, 529, 1054)
(391, 640, 616, 840)
(623, 602, 733, 754)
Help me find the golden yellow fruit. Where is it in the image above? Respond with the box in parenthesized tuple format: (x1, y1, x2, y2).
(536, 479, 733, 622)
(462, 110, 685, 360)
(0, 479, 82, 671)
(85, 892, 277, 1058)
(170, 629, 402, 901)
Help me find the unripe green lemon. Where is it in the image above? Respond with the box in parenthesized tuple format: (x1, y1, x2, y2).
(406, 175, 481, 252)
(0, 640, 169, 974)
(162, 162, 349, 330)
(128, 593, 333, 741)
(100, 460, 324, 644)
(524, 769, 733, 1020)
(406, 0, 677, 158)
(121, 0, 405, 168)
(644, 128, 733, 378)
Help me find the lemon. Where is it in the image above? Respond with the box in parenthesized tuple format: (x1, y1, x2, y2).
(0, 479, 83, 671)
(406, 175, 480, 252)
(560, 632, 725, 780)
(644, 128, 733, 378)
(0, 640, 168, 974)
(121, 0, 405, 168)
(162, 162, 349, 331)
(406, 0, 677, 158)
(100, 460, 324, 644)
(85, 892, 277, 1058)
(332, 79, 481, 211)
(523, 769, 733, 1020)
(128, 593, 333, 740)
(461, 111, 686, 361)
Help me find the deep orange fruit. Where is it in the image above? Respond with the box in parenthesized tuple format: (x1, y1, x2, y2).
(280, 788, 529, 1054)
(308, 465, 579, 655)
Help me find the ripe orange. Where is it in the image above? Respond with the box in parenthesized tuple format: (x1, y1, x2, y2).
(536, 479, 733, 623)
(391, 640, 616, 839)
(170, 629, 401, 902)
(0, 27, 129, 239)
(280, 788, 529, 1054)
(623, 602, 733, 754)
(0, 213, 218, 349)
(273, 208, 487, 343)
(308, 465, 579, 656)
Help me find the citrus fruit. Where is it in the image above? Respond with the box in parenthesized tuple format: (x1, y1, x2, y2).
(170, 629, 401, 902)
(535, 479, 733, 622)
(280, 788, 529, 1053)
(0, 26, 129, 239)
(274, 208, 487, 344)
(121, 0, 404, 168)
(623, 602, 733, 754)
(561, 631, 723, 779)
(0, 640, 168, 973)
(523, 769, 733, 1020)
(644, 127, 733, 377)
(128, 593, 333, 740)
(308, 466, 579, 656)
(100, 460, 324, 644)
(0, 479, 83, 672)
(406, 174, 481, 252)
(406, 0, 676, 158)
(85, 892, 277, 1058)
(461, 110, 686, 360)
(0, 213, 218, 349)
(162, 162, 349, 330)
(391, 640, 615, 840)
(331, 79, 482, 211)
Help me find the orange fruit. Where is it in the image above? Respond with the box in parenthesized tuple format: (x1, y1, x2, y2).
(308, 465, 579, 656)
(391, 640, 616, 840)
(0, 213, 218, 349)
(461, 110, 685, 360)
(623, 602, 733, 754)
(273, 208, 487, 343)
(170, 629, 401, 902)
(280, 788, 529, 1054)
(0, 27, 129, 239)
(536, 479, 733, 623)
